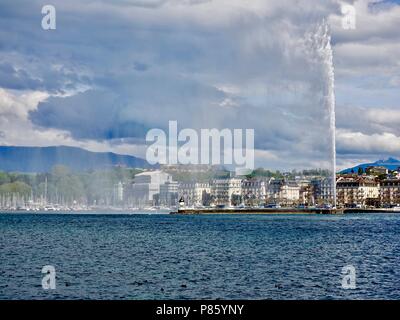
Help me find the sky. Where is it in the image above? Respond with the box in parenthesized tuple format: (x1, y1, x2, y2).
(0, 0, 399, 171)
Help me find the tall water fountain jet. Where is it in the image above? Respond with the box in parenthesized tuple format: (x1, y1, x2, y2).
(323, 22, 337, 208)
(312, 20, 337, 208)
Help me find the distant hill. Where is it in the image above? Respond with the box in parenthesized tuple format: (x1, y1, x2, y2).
(0, 146, 153, 173)
(340, 157, 400, 174)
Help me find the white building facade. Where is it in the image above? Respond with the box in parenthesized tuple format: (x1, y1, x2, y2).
(241, 179, 266, 206)
(131, 171, 173, 207)
(178, 182, 211, 207)
(212, 178, 242, 207)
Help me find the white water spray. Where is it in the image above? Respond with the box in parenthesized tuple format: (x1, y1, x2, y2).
(312, 21, 337, 207)
(322, 22, 337, 208)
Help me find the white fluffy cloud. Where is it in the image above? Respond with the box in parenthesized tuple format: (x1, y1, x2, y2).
(337, 130, 400, 154)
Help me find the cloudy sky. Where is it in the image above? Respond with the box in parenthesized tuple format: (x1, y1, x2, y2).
(0, 0, 399, 170)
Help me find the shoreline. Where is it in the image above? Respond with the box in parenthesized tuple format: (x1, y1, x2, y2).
(1, 208, 400, 215)
(173, 208, 400, 215)
(173, 208, 342, 215)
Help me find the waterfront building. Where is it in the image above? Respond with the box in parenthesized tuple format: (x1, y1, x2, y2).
(159, 181, 179, 207)
(241, 178, 266, 206)
(310, 178, 333, 205)
(130, 171, 173, 207)
(336, 176, 379, 207)
(299, 184, 312, 205)
(178, 182, 211, 207)
(212, 178, 242, 207)
(295, 178, 312, 188)
(266, 178, 300, 206)
(380, 179, 400, 207)
(280, 181, 300, 206)
(266, 178, 282, 203)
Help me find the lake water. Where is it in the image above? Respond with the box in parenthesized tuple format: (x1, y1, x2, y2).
(0, 212, 399, 299)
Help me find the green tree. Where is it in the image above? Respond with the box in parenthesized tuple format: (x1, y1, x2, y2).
(0, 171, 10, 185)
(0, 181, 31, 195)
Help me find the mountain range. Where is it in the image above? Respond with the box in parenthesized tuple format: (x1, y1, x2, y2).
(340, 157, 400, 174)
(0, 146, 153, 173)
(2, 146, 399, 175)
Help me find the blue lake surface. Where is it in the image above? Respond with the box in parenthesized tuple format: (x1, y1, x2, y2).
(0, 212, 399, 299)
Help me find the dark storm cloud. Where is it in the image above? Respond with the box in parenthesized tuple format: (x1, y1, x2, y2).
(29, 73, 229, 141)
(0, 62, 43, 90)
(29, 90, 150, 140)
